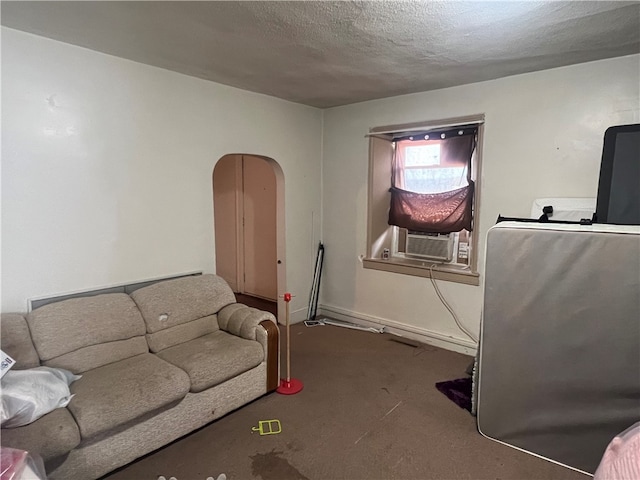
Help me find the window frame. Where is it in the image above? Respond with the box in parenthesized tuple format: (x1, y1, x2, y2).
(364, 114, 485, 285)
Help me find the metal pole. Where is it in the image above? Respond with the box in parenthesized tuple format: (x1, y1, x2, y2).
(286, 298, 291, 383)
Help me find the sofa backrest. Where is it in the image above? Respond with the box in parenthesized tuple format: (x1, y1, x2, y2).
(26, 293, 148, 374)
(0, 313, 40, 369)
(130, 274, 236, 352)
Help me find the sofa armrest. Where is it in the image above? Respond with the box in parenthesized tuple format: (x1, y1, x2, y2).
(217, 303, 275, 340)
(217, 304, 279, 392)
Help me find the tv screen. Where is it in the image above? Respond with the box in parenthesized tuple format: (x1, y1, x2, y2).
(594, 124, 640, 225)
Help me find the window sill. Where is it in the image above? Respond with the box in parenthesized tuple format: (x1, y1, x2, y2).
(362, 257, 480, 286)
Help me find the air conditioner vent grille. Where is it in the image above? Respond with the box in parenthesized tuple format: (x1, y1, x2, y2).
(406, 234, 453, 262)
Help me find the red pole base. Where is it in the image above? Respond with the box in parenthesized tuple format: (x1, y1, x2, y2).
(276, 378, 303, 395)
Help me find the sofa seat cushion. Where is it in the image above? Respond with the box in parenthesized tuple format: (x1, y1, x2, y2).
(156, 331, 264, 393)
(0, 408, 80, 462)
(68, 353, 190, 439)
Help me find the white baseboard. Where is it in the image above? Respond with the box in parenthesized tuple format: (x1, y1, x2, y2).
(318, 304, 478, 356)
(290, 307, 309, 324)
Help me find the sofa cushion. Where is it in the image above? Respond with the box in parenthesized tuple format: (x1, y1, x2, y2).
(146, 315, 218, 353)
(27, 294, 147, 373)
(0, 408, 80, 462)
(0, 313, 40, 369)
(43, 337, 149, 374)
(156, 331, 264, 393)
(68, 353, 190, 439)
(131, 274, 235, 334)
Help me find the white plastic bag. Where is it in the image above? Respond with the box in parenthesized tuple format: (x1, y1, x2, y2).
(1, 366, 81, 428)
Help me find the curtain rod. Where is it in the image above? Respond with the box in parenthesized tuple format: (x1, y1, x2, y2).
(365, 120, 484, 138)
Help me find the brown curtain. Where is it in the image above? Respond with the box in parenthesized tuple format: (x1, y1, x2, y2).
(388, 127, 477, 233)
(389, 183, 474, 233)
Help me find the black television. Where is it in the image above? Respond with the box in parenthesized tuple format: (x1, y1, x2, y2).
(593, 123, 640, 225)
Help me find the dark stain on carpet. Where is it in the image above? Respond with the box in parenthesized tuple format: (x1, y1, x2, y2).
(250, 449, 309, 480)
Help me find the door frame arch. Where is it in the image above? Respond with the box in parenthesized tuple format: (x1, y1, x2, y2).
(213, 153, 286, 323)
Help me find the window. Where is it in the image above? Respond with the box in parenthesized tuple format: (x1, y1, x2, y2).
(401, 143, 464, 193)
(365, 115, 484, 285)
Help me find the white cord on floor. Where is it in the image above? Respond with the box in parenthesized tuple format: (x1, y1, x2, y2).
(429, 264, 478, 344)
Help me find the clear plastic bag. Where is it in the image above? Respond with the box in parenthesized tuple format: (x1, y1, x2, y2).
(0, 447, 47, 480)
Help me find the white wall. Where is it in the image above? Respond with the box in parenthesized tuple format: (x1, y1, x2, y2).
(1, 27, 323, 317)
(3, 27, 638, 345)
(321, 54, 640, 354)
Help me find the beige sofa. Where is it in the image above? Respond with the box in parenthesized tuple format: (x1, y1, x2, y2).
(1, 274, 279, 480)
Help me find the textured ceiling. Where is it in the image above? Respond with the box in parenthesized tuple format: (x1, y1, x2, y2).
(2, 1, 639, 108)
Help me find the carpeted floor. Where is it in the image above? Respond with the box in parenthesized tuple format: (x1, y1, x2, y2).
(103, 324, 586, 480)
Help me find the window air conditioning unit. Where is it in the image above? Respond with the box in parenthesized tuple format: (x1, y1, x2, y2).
(406, 233, 454, 262)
